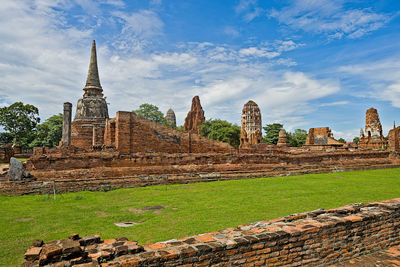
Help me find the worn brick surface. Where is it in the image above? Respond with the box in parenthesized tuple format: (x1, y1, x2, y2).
(21, 198, 400, 266)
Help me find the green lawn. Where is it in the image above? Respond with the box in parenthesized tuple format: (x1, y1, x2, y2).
(1, 168, 400, 266)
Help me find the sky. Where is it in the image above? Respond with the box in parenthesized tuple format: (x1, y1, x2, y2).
(1, 0, 400, 141)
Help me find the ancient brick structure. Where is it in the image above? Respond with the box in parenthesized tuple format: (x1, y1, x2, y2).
(71, 40, 109, 149)
(388, 125, 400, 152)
(305, 127, 344, 150)
(240, 100, 262, 149)
(61, 102, 72, 146)
(102, 111, 232, 154)
(184, 96, 205, 134)
(277, 129, 289, 147)
(165, 108, 176, 128)
(359, 107, 387, 149)
(21, 198, 400, 266)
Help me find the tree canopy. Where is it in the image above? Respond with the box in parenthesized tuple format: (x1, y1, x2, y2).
(353, 137, 360, 144)
(262, 123, 283, 144)
(287, 129, 308, 147)
(30, 113, 63, 148)
(0, 102, 40, 147)
(199, 119, 241, 148)
(133, 103, 168, 126)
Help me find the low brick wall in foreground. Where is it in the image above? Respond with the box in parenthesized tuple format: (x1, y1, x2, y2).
(22, 198, 400, 266)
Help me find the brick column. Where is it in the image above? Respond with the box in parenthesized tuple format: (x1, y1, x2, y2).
(62, 102, 72, 146)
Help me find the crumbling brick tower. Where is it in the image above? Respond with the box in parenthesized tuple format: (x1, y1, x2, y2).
(166, 108, 176, 128)
(184, 96, 205, 134)
(358, 107, 387, 149)
(240, 100, 262, 148)
(71, 40, 109, 149)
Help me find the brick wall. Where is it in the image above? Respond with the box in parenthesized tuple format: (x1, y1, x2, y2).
(21, 198, 400, 266)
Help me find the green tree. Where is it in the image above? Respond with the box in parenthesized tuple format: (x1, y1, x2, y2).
(287, 129, 308, 147)
(30, 114, 63, 148)
(338, 138, 346, 143)
(133, 103, 168, 126)
(262, 123, 283, 144)
(353, 137, 360, 144)
(199, 119, 241, 148)
(0, 102, 40, 148)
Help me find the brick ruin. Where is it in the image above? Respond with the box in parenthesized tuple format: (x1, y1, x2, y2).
(184, 96, 205, 134)
(21, 198, 400, 266)
(358, 107, 387, 149)
(239, 100, 262, 149)
(276, 129, 289, 147)
(166, 108, 176, 128)
(2, 41, 400, 195)
(305, 127, 344, 150)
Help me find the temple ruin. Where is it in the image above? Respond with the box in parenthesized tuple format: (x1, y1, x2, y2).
(239, 100, 262, 149)
(358, 107, 387, 149)
(166, 108, 176, 128)
(305, 127, 344, 150)
(2, 40, 400, 195)
(184, 96, 205, 134)
(277, 129, 290, 147)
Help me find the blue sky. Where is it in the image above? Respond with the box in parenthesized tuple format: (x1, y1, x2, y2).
(1, 0, 400, 140)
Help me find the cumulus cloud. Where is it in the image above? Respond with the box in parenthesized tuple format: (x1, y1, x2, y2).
(268, 0, 392, 39)
(0, 0, 339, 132)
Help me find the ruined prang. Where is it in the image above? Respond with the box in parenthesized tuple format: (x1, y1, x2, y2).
(240, 100, 262, 148)
(365, 107, 383, 140)
(166, 108, 176, 128)
(184, 96, 205, 134)
(277, 129, 290, 147)
(74, 40, 108, 121)
(358, 107, 387, 149)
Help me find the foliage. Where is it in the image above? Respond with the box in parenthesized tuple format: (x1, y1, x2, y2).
(353, 137, 360, 144)
(134, 103, 168, 126)
(262, 123, 283, 144)
(0, 132, 13, 144)
(30, 114, 63, 148)
(0, 102, 40, 148)
(199, 119, 241, 148)
(2, 168, 400, 265)
(286, 129, 308, 147)
(338, 138, 346, 143)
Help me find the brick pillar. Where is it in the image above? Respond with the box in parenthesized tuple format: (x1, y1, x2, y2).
(62, 102, 72, 146)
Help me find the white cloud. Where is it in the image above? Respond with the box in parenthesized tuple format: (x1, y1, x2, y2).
(268, 0, 392, 39)
(234, 0, 264, 22)
(111, 9, 163, 52)
(0, 0, 339, 132)
(319, 101, 349, 107)
(338, 58, 400, 107)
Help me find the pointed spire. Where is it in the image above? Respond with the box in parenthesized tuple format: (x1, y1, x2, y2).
(83, 40, 103, 97)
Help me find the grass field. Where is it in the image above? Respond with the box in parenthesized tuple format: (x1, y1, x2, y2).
(1, 168, 400, 266)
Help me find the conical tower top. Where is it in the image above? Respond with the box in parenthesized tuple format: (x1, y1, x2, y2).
(84, 40, 103, 97)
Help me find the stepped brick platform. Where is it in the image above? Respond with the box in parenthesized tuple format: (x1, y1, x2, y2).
(1, 149, 400, 195)
(21, 198, 400, 266)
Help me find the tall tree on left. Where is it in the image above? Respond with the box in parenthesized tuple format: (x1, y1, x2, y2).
(0, 102, 40, 148)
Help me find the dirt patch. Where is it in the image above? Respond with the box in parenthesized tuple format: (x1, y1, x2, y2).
(94, 211, 108, 218)
(16, 218, 33, 222)
(128, 208, 144, 214)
